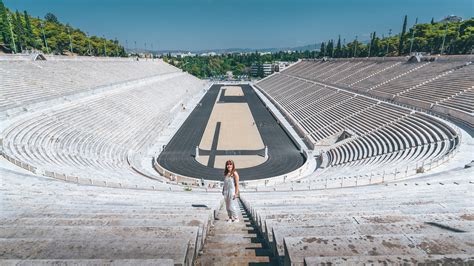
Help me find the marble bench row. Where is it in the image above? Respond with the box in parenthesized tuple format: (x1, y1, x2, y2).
(2, 74, 208, 185)
(1, 169, 223, 265)
(240, 172, 473, 265)
(0, 60, 179, 110)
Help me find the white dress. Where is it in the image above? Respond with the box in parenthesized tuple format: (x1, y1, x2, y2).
(223, 174, 238, 218)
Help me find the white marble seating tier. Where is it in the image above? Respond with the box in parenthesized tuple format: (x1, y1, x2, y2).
(256, 72, 459, 175)
(240, 167, 474, 265)
(1, 168, 222, 265)
(0, 59, 180, 114)
(273, 58, 473, 123)
(2, 71, 209, 186)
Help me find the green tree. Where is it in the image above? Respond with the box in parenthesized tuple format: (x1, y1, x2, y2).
(369, 31, 377, 57)
(44, 12, 58, 24)
(0, 0, 14, 50)
(373, 32, 382, 57)
(257, 64, 264, 78)
(399, 15, 407, 55)
(320, 42, 326, 57)
(13, 10, 25, 51)
(23, 10, 36, 48)
(326, 40, 334, 57)
(190, 64, 201, 76)
(341, 43, 348, 58)
(335, 35, 342, 57)
(456, 19, 474, 54)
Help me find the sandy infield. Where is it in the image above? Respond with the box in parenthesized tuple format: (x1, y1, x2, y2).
(199, 102, 264, 150)
(222, 86, 244, 96)
(197, 86, 267, 168)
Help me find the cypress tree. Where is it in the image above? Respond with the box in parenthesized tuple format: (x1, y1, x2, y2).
(399, 15, 407, 55)
(329, 40, 333, 57)
(0, 0, 13, 48)
(23, 10, 35, 48)
(335, 35, 341, 57)
(370, 31, 377, 56)
(431, 17, 435, 24)
(327, 40, 334, 57)
(13, 10, 27, 51)
(342, 38, 347, 57)
(352, 40, 357, 57)
(0, 0, 17, 53)
(320, 42, 326, 57)
(326, 40, 330, 57)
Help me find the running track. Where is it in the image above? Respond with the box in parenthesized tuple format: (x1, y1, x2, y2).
(157, 84, 305, 181)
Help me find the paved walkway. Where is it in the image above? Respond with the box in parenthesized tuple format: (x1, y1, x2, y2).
(196, 199, 276, 265)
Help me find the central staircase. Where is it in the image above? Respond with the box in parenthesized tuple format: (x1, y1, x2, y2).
(196, 199, 276, 265)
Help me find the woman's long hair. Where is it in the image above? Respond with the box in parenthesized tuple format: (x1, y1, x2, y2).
(224, 160, 236, 176)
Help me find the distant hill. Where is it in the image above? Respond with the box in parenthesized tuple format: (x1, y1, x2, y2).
(146, 41, 376, 55)
(145, 44, 324, 55)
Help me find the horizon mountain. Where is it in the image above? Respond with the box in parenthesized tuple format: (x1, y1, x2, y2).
(129, 40, 370, 55)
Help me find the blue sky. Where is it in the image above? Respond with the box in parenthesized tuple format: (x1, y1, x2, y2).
(5, 0, 473, 51)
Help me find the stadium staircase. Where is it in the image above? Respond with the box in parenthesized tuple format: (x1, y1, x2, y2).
(196, 200, 276, 265)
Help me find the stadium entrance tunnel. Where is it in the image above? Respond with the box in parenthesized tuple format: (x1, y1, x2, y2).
(156, 84, 306, 181)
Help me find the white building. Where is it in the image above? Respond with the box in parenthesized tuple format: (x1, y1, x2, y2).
(251, 63, 273, 77)
(172, 52, 196, 58)
(200, 52, 217, 57)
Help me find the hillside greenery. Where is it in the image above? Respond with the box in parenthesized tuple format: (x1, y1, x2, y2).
(320, 17, 474, 58)
(0, 0, 126, 56)
(165, 51, 315, 78)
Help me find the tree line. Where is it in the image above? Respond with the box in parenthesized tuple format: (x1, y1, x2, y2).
(319, 15, 473, 58)
(165, 51, 314, 79)
(169, 16, 473, 79)
(0, 0, 126, 56)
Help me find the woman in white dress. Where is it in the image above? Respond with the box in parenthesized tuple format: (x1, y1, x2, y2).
(222, 160, 240, 222)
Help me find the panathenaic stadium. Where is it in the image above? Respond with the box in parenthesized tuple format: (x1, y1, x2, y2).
(1, 53, 473, 265)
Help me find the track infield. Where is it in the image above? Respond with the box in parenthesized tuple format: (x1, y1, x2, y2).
(156, 84, 305, 181)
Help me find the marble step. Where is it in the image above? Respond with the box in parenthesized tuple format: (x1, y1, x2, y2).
(304, 254, 474, 266)
(1, 238, 191, 265)
(0, 259, 174, 266)
(0, 215, 210, 227)
(270, 221, 472, 259)
(283, 233, 474, 266)
(0, 225, 199, 241)
(196, 255, 271, 266)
